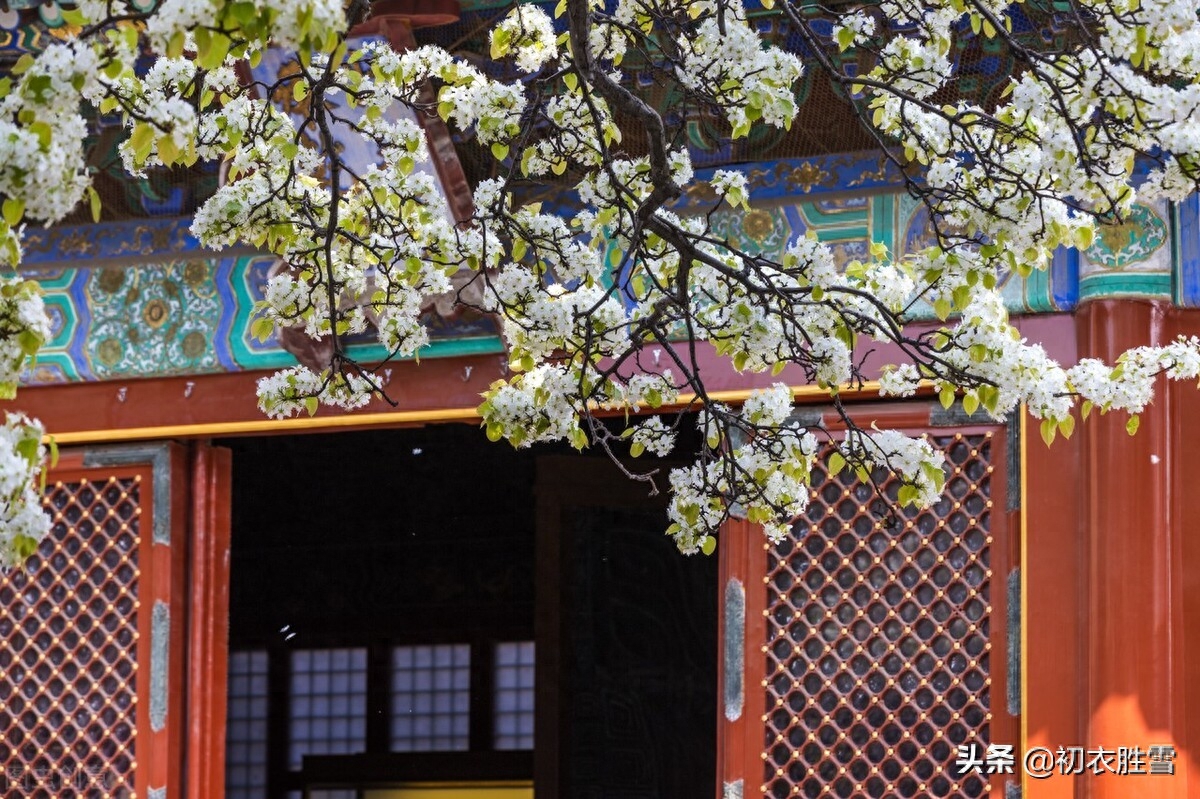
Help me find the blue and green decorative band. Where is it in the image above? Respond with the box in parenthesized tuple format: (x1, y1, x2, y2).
(19, 254, 504, 386)
(11, 187, 1197, 386)
(1079, 273, 1174, 301)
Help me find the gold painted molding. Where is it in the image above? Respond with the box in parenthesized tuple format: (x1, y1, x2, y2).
(47, 381, 896, 444)
(363, 783, 533, 799)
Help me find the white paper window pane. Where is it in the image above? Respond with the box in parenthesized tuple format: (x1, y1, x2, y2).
(288, 648, 368, 769)
(226, 650, 269, 799)
(493, 641, 535, 750)
(390, 644, 470, 752)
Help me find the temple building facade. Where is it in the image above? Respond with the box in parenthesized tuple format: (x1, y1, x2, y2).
(0, 2, 1198, 799)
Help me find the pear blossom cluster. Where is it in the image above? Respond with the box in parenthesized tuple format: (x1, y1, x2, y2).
(1068, 338, 1200, 417)
(0, 413, 51, 569)
(675, 0, 804, 136)
(666, 385, 820, 553)
(0, 278, 50, 399)
(0, 38, 106, 267)
(0, 280, 50, 565)
(842, 429, 947, 510)
(490, 4, 559, 74)
(257, 366, 379, 420)
(142, 0, 347, 53)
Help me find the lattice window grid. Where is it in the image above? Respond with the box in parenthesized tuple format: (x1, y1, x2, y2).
(494, 641, 535, 750)
(390, 644, 470, 752)
(289, 648, 368, 769)
(0, 476, 142, 799)
(762, 433, 995, 799)
(226, 649, 269, 799)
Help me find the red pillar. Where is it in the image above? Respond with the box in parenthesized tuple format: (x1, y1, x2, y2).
(1078, 299, 1189, 797)
(1170, 307, 1200, 799)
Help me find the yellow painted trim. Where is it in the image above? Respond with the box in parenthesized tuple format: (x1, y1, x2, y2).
(362, 782, 533, 799)
(367, 783, 533, 789)
(47, 381, 893, 445)
(1019, 406, 1028, 795)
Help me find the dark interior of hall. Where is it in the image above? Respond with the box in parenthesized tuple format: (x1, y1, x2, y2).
(218, 424, 718, 799)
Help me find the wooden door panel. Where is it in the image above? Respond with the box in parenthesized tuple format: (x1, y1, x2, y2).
(0, 442, 231, 799)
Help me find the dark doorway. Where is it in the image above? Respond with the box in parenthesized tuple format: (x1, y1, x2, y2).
(219, 424, 716, 799)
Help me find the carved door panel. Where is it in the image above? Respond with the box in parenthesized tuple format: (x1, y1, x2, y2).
(0, 442, 231, 799)
(717, 412, 1020, 799)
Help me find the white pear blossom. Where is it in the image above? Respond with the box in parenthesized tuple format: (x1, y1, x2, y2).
(0, 413, 51, 569)
(491, 4, 559, 74)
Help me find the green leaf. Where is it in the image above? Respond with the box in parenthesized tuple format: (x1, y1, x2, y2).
(828, 451, 846, 475)
(1126, 414, 1140, 436)
(952, 284, 971, 309)
(569, 426, 588, 451)
(939, 384, 955, 410)
(962, 392, 979, 416)
(329, 40, 348, 69)
(130, 123, 155, 163)
(195, 24, 211, 55)
(2, 197, 23, 226)
(630, 441, 645, 458)
(28, 121, 52, 149)
(1076, 225, 1095, 251)
(251, 316, 274, 342)
(168, 29, 186, 58)
(304, 396, 319, 416)
(491, 142, 509, 161)
(1058, 414, 1075, 439)
(87, 185, 102, 223)
(17, 329, 41, 357)
(700, 536, 717, 556)
(15, 436, 38, 465)
(1040, 417, 1056, 447)
(490, 27, 511, 59)
(11, 534, 37, 560)
(158, 134, 180, 166)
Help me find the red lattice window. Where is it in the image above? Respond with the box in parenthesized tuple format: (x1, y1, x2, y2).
(719, 422, 1017, 799)
(0, 476, 141, 798)
(0, 447, 192, 799)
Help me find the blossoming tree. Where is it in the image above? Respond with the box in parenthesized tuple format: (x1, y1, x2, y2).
(1, 0, 1199, 563)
